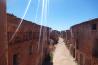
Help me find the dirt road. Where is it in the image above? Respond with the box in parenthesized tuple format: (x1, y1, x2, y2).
(53, 37, 77, 65)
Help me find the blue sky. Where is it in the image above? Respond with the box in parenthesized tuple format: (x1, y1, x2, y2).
(7, 0, 98, 31)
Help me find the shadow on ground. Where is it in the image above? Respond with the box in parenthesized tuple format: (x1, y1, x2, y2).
(42, 54, 53, 65)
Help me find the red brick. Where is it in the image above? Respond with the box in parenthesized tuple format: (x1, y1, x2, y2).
(0, 1, 8, 65)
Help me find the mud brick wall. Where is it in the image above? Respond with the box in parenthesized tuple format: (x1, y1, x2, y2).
(7, 14, 51, 65)
(70, 18, 98, 65)
(0, 1, 8, 65)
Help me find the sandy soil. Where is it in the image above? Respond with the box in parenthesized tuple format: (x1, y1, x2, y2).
(53, 37, 77, 65)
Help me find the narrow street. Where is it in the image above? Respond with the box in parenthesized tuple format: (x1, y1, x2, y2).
(53, 37, 77, 65)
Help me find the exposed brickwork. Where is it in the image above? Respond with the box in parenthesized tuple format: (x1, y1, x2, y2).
(0, 1, 8, 65)
(7, 14, 52, 65)
(0, 1, 56, 65)
(62, 18, 98, 65)
(71, 19, 98, 65)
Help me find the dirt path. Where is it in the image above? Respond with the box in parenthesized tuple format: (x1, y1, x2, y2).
(53, 37, 77, 65)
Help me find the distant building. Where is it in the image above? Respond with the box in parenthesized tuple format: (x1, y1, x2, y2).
(60, 31, 66, 40)
(50, 30, 60, 44)
(61, 30, 71, 48)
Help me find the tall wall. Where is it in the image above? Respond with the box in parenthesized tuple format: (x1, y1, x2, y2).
(61, 18, 98, 65)
(7, 13, 52, 65)
(70, 18, 98, 65)
(0, 0, 8, 65)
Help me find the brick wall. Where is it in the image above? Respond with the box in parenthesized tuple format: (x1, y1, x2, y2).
(70, 18, 98, 65)
(7, 13, 51, 65)
(0, 0, 8, 65)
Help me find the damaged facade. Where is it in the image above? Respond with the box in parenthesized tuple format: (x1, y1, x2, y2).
(0, 1, 56, 65)
(62, 18, 98, 65)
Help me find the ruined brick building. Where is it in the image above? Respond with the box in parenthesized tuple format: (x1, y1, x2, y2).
(0, 1, 57, 65)
(0, 0, 8, 65)
(62, 18, 98, 65)
(50, 30, 60, 44)
(71, 19, 98, 65)
(2, 0, 98, 65)
(7, 13, 52, 65)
